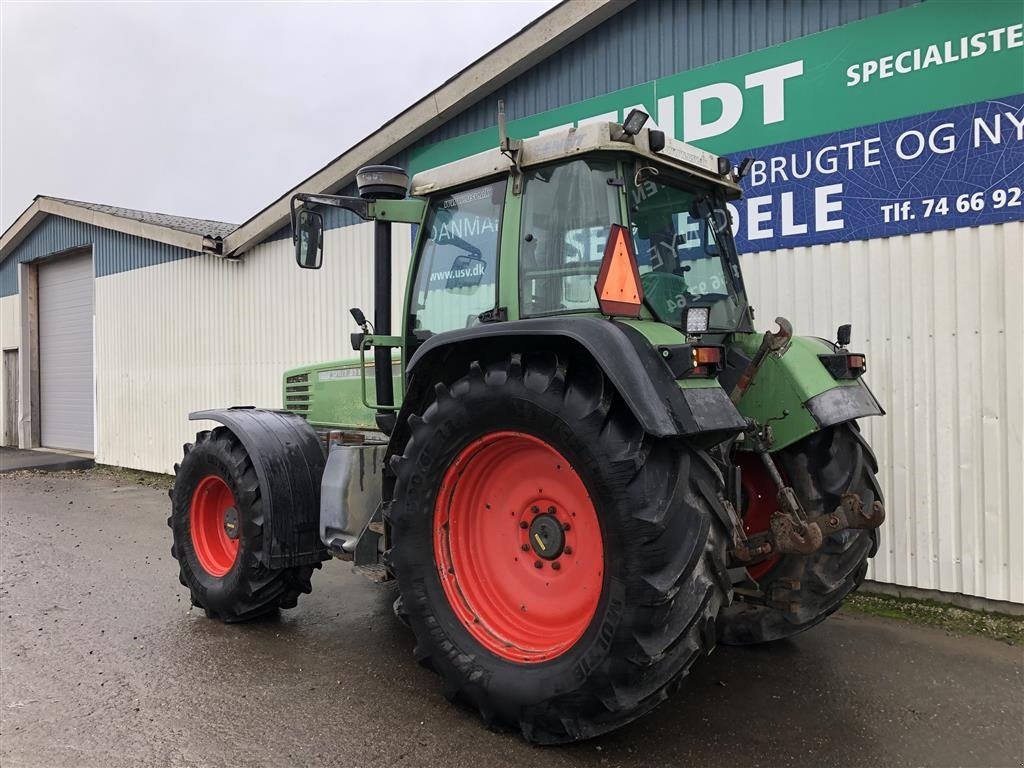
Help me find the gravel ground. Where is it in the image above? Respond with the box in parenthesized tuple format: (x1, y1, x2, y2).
(2, 469, 1022, 768)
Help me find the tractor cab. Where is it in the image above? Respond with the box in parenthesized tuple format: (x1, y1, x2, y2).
(401, 116, 752, 355)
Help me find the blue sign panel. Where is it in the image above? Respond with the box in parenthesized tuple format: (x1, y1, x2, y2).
(731, 94, 1024, 254)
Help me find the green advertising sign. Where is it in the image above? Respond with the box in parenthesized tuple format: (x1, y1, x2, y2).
(409, 0, 1024, 175)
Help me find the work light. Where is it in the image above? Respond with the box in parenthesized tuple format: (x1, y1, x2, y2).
(622, 109, 649, 136)
(684, 306, 710, 335)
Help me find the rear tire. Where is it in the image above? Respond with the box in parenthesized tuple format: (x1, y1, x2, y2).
(168, 427, 318, 622)
(718, 422, 881, 645)
(388, 351, 731, 743)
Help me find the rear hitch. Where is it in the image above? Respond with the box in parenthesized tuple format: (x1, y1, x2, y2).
(727, 447, 886, 569)
(729, 492, 885, 568)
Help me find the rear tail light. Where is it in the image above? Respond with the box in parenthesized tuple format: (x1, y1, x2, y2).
(688, 346, 721, 377)
(659, 344, 726, 379)
(819, 353, 867, 379)
(693, 346, 722, 366)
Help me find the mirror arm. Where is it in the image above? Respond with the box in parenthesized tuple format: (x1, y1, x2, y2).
(290, 193, 372, 243)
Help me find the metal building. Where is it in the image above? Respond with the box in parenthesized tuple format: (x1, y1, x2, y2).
(1, 0, 1021, 608)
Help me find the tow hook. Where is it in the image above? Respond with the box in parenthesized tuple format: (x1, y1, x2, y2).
(729, 491, 886, 566)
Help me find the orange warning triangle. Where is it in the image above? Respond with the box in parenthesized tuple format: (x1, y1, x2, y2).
(595, 224, 644, 317)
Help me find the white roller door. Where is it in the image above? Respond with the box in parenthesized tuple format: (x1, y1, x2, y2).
(39, 253, 94, 451)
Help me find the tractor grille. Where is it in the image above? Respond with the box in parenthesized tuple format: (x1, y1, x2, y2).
(284, 372, 311, 417)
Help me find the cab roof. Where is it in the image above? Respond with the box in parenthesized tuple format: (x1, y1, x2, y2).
(409, 121, 742, 199)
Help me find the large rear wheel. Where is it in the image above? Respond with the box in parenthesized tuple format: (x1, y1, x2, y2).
(718, 422, 881, 644)
(388, 351, 731, 743)
(168, 427, 318, 622)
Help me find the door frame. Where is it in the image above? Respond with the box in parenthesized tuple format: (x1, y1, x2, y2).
(17, 245, 95, 452)
(2, 348, 18, 447)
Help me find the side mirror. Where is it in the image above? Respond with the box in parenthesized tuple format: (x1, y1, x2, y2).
(295, 209, 324, 269)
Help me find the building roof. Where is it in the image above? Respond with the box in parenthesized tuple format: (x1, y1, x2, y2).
(0, 195, 236, 260)
(51, 198, 236, 240)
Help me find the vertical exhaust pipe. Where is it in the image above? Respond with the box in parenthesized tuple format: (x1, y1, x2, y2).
(373, 218, 394, 411)
(356, 165, 409, 422)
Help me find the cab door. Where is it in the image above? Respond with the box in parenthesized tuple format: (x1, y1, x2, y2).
(501, 158, 623, 320)
(404, 177, 509, 356)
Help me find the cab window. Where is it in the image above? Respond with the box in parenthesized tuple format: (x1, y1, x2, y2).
(410, 179, 506, 336)
(519, 159, 620, 316)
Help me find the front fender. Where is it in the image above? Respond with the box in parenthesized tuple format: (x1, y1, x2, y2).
(727, 335, 884, 451)
(190, 407, 328, 568)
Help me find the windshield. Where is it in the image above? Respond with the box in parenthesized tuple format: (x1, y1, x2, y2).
(628, 172, 747, 332)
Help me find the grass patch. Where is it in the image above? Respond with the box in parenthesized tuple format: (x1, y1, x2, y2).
(843, 592, 1024, 645)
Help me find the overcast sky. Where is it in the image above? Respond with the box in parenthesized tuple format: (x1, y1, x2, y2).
(0, 0, 558, 231)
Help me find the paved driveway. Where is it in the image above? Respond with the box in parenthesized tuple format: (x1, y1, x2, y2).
(2, 470, 1021, 767)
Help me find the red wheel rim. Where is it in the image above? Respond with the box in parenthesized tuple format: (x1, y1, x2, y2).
(190, 474, 240, 577)
(736, 453, 782, 580)
(434, 431, 604, 663)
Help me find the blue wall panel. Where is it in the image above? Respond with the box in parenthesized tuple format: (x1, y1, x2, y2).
(0, 215, 200, 297)
(400, 0, 918, 154)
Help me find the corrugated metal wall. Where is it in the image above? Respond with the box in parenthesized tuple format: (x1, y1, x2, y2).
(86, 218, 1023, 605)
(93, 222, 411, 472)
(0, 215, 199, 297)
(740, 221, 1023, 604)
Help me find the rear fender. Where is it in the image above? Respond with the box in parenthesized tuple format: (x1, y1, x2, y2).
(725, 335, 884, 451)
(387, 317, 747, 467)
(190, 407, 328, 568)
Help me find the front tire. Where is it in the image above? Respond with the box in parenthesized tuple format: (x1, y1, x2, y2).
(388, 352, 731, 743)
(718, 423, 882, 645)
(168, 427, 318, 622)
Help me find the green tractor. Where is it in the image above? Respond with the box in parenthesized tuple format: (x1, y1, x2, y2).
(168, 107, 885, 743)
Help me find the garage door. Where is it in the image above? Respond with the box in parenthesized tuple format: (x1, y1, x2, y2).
(39, 253, 94, 451)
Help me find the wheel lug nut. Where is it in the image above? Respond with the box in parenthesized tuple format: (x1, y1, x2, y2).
(521, 544, 529, 552)
(519, 520, 528, 529)
(534, 560, 543, 569)
(562, 522, 571, 531)
(564, 546, 573, 555)
(531, 505, 540, 514)
(551, 562, 561, 571)
(547, 505, 556, 515)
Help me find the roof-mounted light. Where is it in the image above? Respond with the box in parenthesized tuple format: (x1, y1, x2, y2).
(622, 109, 649, 136)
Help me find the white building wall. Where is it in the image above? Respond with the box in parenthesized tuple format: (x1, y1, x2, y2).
(93, 222, 411, 474)
(11, 217, 1021, 605)
(740, 221, 1023, 604)
(1, 294, 22, 440)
